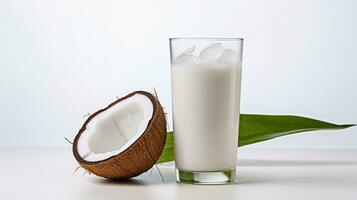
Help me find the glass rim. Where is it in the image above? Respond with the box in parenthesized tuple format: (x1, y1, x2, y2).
(169, 37, 244, 41)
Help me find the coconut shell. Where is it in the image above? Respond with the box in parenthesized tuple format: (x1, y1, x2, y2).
(72, 91, 167, 179)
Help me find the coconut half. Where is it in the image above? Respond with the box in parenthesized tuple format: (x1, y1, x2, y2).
(72, 91, 167, 179)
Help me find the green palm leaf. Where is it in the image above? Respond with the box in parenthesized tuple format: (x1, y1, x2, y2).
(157, 114, 354, 163)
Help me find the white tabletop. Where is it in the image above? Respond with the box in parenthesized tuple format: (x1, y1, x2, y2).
(1, 149, 356, 200)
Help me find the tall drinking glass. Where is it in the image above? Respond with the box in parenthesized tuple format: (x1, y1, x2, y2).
(170, 38, 243, 184)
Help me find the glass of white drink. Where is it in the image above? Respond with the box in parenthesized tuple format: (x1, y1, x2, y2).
(170, 38, 243, 184)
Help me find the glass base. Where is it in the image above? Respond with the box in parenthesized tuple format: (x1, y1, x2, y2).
(176, 168, 236, 185)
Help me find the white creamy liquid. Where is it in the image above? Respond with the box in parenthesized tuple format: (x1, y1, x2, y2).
(172, 61, 241, 171)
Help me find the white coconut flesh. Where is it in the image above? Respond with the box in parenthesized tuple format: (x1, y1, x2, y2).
(77, 94, 154, 162)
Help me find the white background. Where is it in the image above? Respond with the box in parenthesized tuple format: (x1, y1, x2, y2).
(0, 0, 356, 149)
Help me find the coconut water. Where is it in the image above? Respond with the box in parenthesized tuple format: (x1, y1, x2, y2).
(171, 43, 242, 171)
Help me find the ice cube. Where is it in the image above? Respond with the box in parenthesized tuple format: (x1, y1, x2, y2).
(183, 46, 195, 54)
(217, 49, 238, 64)
(197, 42, 224, 61)
(173, 53, 195, 64)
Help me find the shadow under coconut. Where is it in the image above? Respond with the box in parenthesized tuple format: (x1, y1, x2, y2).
(93, 165, 177, 186)
(96, 178, 147, 185)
